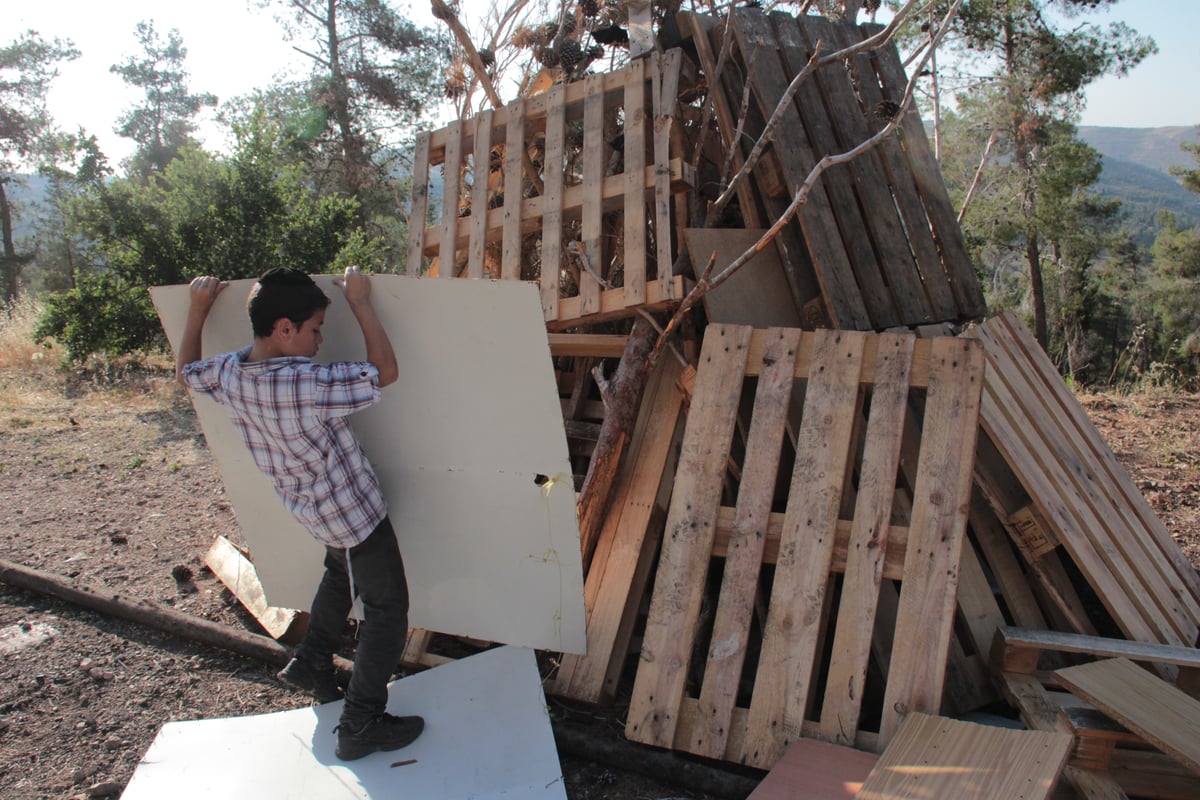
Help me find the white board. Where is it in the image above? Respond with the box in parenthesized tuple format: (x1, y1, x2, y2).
(122, 645, 567, 799)
(151, 276, 585, 654)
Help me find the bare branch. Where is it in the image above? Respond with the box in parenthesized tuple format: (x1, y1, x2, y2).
(958, 126, 999, 224)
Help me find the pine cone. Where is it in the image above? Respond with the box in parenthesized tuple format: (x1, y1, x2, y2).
(581, 0, 600, 17)
(558, 39, 584, 68)
(478, 48, 495, 67)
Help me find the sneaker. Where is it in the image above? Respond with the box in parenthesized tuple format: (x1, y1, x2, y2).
(277, 657, 342, 704)
(335, 713, 425, 761)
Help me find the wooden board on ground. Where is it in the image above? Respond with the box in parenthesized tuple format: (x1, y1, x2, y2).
(203, 536, 306, 643)
(1054, 658, 1200, 776)
(747, 737, 877, 799)
(624, 325, 985, 769)
(857, 712, 1072, 800)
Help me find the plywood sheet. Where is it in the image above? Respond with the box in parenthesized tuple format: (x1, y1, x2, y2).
(122, 645, 567, 799)
(858, 712, 1071, 800)
(747, 737, 877, 799)
(151, 276, 585, 654)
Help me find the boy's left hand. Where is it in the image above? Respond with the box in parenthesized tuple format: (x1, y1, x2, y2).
(188, 276, 228, 315)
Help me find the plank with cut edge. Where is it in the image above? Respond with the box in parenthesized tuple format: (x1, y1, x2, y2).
(858, 712, 1072, 800)
(580, 73, 606, 316)
(693, 328, 802, 760)
(994, 626, 1200, 676)
(819, 333, 914, 746)
(406, 132, 432, 275)
(1055, 658, 1200, 775)
(622, 57, 647, 307)
(468, 109, 493, 280)
(501, 97, 525, 281)
(879, 336, 984, 744)
(204, 536, 305, 643)
(746, 737, 878, 800)
(739, 329, 867, 769)
(625, 325, 753, 749)
(553, 356, 686, 704)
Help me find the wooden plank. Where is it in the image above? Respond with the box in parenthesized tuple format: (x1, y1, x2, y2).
(1108, 749, 1200, 800)
(547, 334, 628, 358)
(994, 627, 1200, 676)
(819, 333, 914, 745)
(580, 72, 606, 316)
(858, 712, 1072, 800)
(865, 27, 986, 318)
(724, 11, 871, 330)
(746, 737, 878, 800)
(1055, 658, 1200, 775)
(794, 14, 935, 325)
(765, 12, 900, 329)
(553, 357, 686, 703)
(652, 50, 682, 299)
(969, 491, 1051, 631)
(406, 131, 432, 275)
(623, 57, 647, 306)
(501, 97, 525, 281)
(693, 328, 802, 760)
(827, 21, 958, 321)
(438, 119, 464, 278)
(468, 109, 493, 280)
(540, 90, 565, 316)
(740, 329, 866, 769)
(203, 536, 306, 643)
(626, 325, 753, 749)
(742, 328, 933, 386)
(880, 336, 984, 744)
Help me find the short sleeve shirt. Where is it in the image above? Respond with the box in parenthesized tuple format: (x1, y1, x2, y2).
(181, 347, 387, 548)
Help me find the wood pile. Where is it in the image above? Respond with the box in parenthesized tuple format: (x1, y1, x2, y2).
(216, 8, 1200, 798)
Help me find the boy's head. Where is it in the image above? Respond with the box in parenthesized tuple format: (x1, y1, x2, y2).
(247, 268, 331, 339)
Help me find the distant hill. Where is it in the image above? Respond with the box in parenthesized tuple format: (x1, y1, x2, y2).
(1077, 126, 1200, 243)
(1078, 126, 1198, 175)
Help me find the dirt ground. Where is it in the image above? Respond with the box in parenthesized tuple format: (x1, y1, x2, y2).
(0, 346, 1197, 799)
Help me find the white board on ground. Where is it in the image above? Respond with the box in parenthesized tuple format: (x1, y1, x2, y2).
(150, 276, 585, 654)
(122, 645, 567, 799)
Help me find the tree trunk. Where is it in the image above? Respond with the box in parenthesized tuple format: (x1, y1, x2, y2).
(1026, 229, 1048, 349)
(1, 179, 19, 306)
(576, 316, 657, 571)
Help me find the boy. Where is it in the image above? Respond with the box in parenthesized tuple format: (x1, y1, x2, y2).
(176, 266, 422, 761)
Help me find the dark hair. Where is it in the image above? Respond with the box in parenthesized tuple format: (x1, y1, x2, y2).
(247, 268, 330, 338)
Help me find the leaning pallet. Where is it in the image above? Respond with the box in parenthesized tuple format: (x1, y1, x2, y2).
(624, 324, 985, 769)
(406, 48, 691, 330)
(970, 313, 1200, 650)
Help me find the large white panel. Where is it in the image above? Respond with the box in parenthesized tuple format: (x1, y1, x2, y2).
(151, 276, 585, 654)
(122, 645, 568, 799)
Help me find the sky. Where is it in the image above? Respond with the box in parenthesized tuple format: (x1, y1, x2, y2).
(10, 0, 1200, 165)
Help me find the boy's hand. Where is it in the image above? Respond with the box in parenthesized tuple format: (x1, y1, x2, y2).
(333, 265, 370, 307)
(188, 275, 228, 315)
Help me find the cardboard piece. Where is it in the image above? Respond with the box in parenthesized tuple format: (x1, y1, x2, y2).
(151, 276, 586, 654)
(122, 645, 567, 799)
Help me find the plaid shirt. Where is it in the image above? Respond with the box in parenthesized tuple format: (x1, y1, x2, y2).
(182, 347, 387, 548)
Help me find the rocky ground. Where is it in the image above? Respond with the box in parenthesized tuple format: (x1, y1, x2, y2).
(0, 335, 1197, 799)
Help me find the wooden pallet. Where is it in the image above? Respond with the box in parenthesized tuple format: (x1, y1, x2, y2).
(970, 313, 1200, 650)
(683, 10, 985, 331)
(407, 49, 692, 329)
(623, 325, 984, 768)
